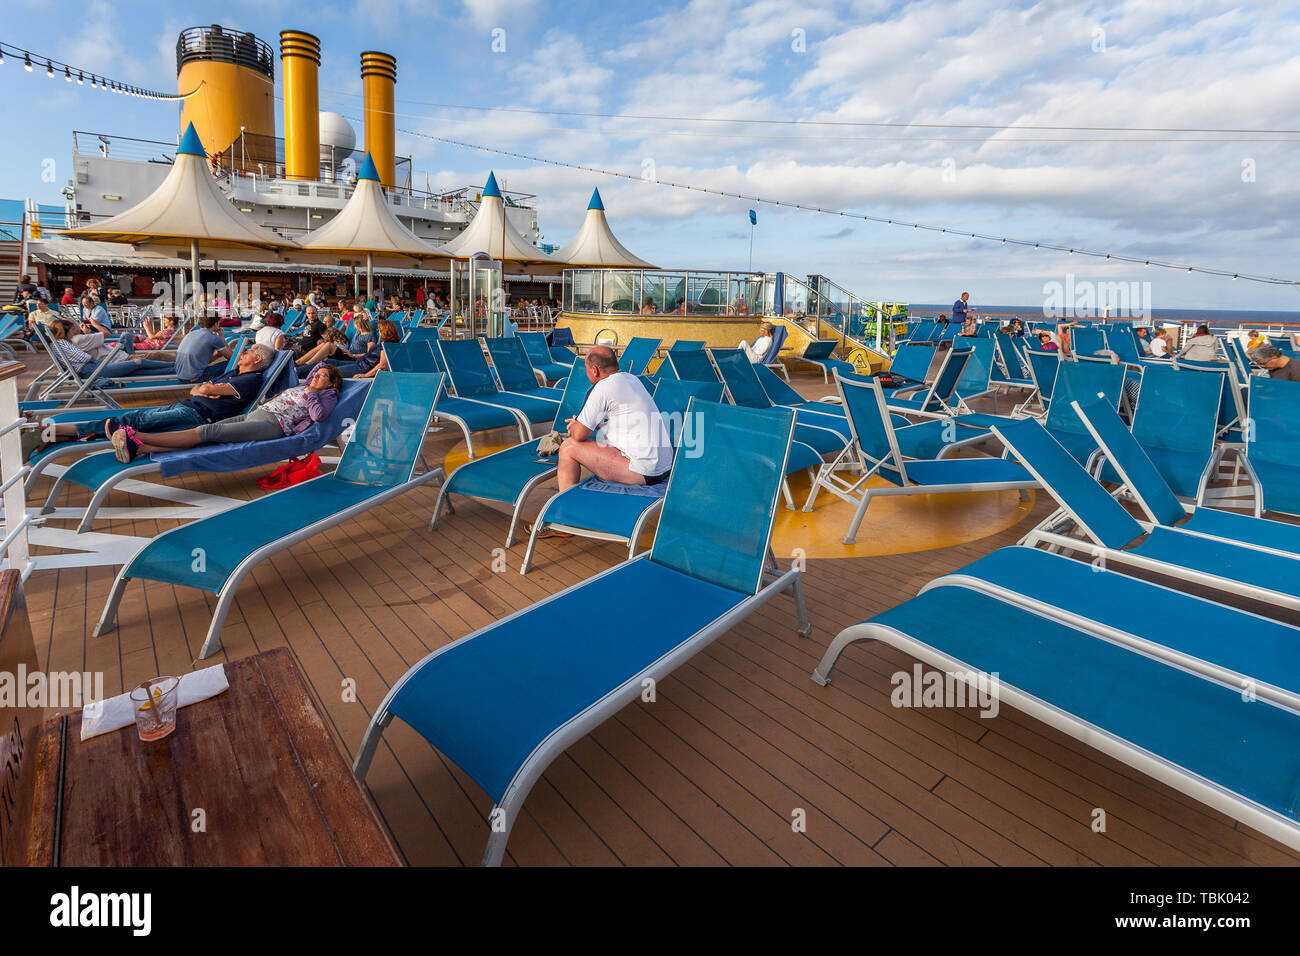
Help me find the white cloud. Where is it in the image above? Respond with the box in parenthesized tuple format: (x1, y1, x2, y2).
(462, 0, 538, 31)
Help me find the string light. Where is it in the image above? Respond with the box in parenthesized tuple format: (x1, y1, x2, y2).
(0, 40, 198, 100)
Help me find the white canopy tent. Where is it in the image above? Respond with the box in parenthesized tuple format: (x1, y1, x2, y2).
(437, 172, 563, 271)
(298, 153, 449, 297)
(60, 122, 299, 310)
(555, 188, 655, 268)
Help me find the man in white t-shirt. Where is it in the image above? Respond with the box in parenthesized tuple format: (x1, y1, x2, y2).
(559, 346, 674, 491)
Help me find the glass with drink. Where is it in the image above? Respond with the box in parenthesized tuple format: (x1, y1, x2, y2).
(130, 676, 180, 741)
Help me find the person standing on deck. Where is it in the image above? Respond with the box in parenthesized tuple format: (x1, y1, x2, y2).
(952, 292, 971, 325)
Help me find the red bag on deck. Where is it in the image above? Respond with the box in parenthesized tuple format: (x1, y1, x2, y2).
(256, 452, 322, 490)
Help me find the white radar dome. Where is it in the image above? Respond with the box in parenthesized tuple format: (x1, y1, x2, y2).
(318, 112, 357, 164)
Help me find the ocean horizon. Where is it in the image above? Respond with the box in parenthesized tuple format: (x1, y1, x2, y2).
(910, 303, 1300, 328)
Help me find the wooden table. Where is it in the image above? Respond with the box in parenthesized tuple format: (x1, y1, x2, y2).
(26, 647, 401, 866)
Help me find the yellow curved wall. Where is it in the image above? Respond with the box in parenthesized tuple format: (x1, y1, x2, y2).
(555, 314, 889, 372)
(178, 61, 275, 162)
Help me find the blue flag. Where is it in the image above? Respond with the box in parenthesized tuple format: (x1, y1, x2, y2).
(749, 209, 757, 225)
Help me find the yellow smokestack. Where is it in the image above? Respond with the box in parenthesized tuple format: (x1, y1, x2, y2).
(361, 51, 397, 188)
(280, 30, 321, 181)
(176, 26, 275, 170)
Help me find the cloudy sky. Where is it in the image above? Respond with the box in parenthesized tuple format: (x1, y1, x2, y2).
(3, 0, 1299, 311)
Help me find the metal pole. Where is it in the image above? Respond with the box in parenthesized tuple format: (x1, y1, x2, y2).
(190, 238, 201, 320)
(366, 252, 373, 300)
(748, 224, 754, 272)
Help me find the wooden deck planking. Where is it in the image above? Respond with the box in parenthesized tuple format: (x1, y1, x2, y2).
(14, 357, 1300, 867)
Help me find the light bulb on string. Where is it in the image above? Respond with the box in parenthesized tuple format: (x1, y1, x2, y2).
(24, 52, 32, 71)
(64, 65, 71, 82)
(76, 71, 83, 85)
(46, 59, 54, 78)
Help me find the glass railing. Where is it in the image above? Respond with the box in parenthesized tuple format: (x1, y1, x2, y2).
(560, 269, 907, 354)
(806, 275, 908, 352)
(563, 269, 773, 317)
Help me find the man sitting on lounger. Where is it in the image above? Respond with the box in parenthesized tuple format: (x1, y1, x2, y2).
(557, 345, 674, 492)
(39, 345, 276, 446)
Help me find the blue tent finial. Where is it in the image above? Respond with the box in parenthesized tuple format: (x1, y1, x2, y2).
(358, 153, 380, 182)
(177, 122, 206, 159)
(588, 188, 604, 211)
(483, 171, 501, 198)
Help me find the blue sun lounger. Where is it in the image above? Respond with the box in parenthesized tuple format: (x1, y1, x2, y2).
(992, 336, 1034, 391)
(436, 337, 559, 436)
(1019, 359, 1126, 468)
(45, 370, 366, 534)
(710, 348, 851, 455)
(810, 571, 1300, 852)
(1073, 395, 1300, 558)
(885, 345, 971, 418)
(803, 370, 1036, 543)
(93, 371, 447, 660)
(882, 344, 937, 392)
(352, 398, 808, 866)
(25, 345, 288, 492)
(1096, 363, 1221, 499)
(385, 341, 526, 456)
(794, 340, 854, 383)
(483, 336, 565, 403)
(520, 379, 726, 573)
(760, 323, 790, 380)
(992, 416, 1300, 615)
(1173, 358, 1247, 442)
(1014, 348, 1059, 416)
(920, 544, 1300, 711)
(658, 347, 719, 383)
(949, 337, 1000, 411)
(428, 367, 590, 547)
(517, 331, 572, 384)
(1241, 375, 1300, 518)
(617, 336, 662, 375)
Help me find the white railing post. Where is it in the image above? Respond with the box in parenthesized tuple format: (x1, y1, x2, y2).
(0, 366, 30, 576)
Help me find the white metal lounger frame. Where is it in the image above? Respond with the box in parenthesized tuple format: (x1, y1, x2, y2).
(26, 324, 130, 408)
(385, 342, 530, 458)
(518, 486, 663, 574)
(428, 454, 558, 547)
(94, 466, 445, 659)
(93, 377, 447, 659)
(805, 371, 1036, 543)
(921, 570, 1300, 712)
(433, 338, 544, 441)
(354, 555, 810, 866)
(993, 423, 1300, 615)
(884, 345, 973, 421)
(810, 607, 1300, 853)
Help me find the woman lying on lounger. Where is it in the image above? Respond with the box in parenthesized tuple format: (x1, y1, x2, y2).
(111, 364, 343, 463)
